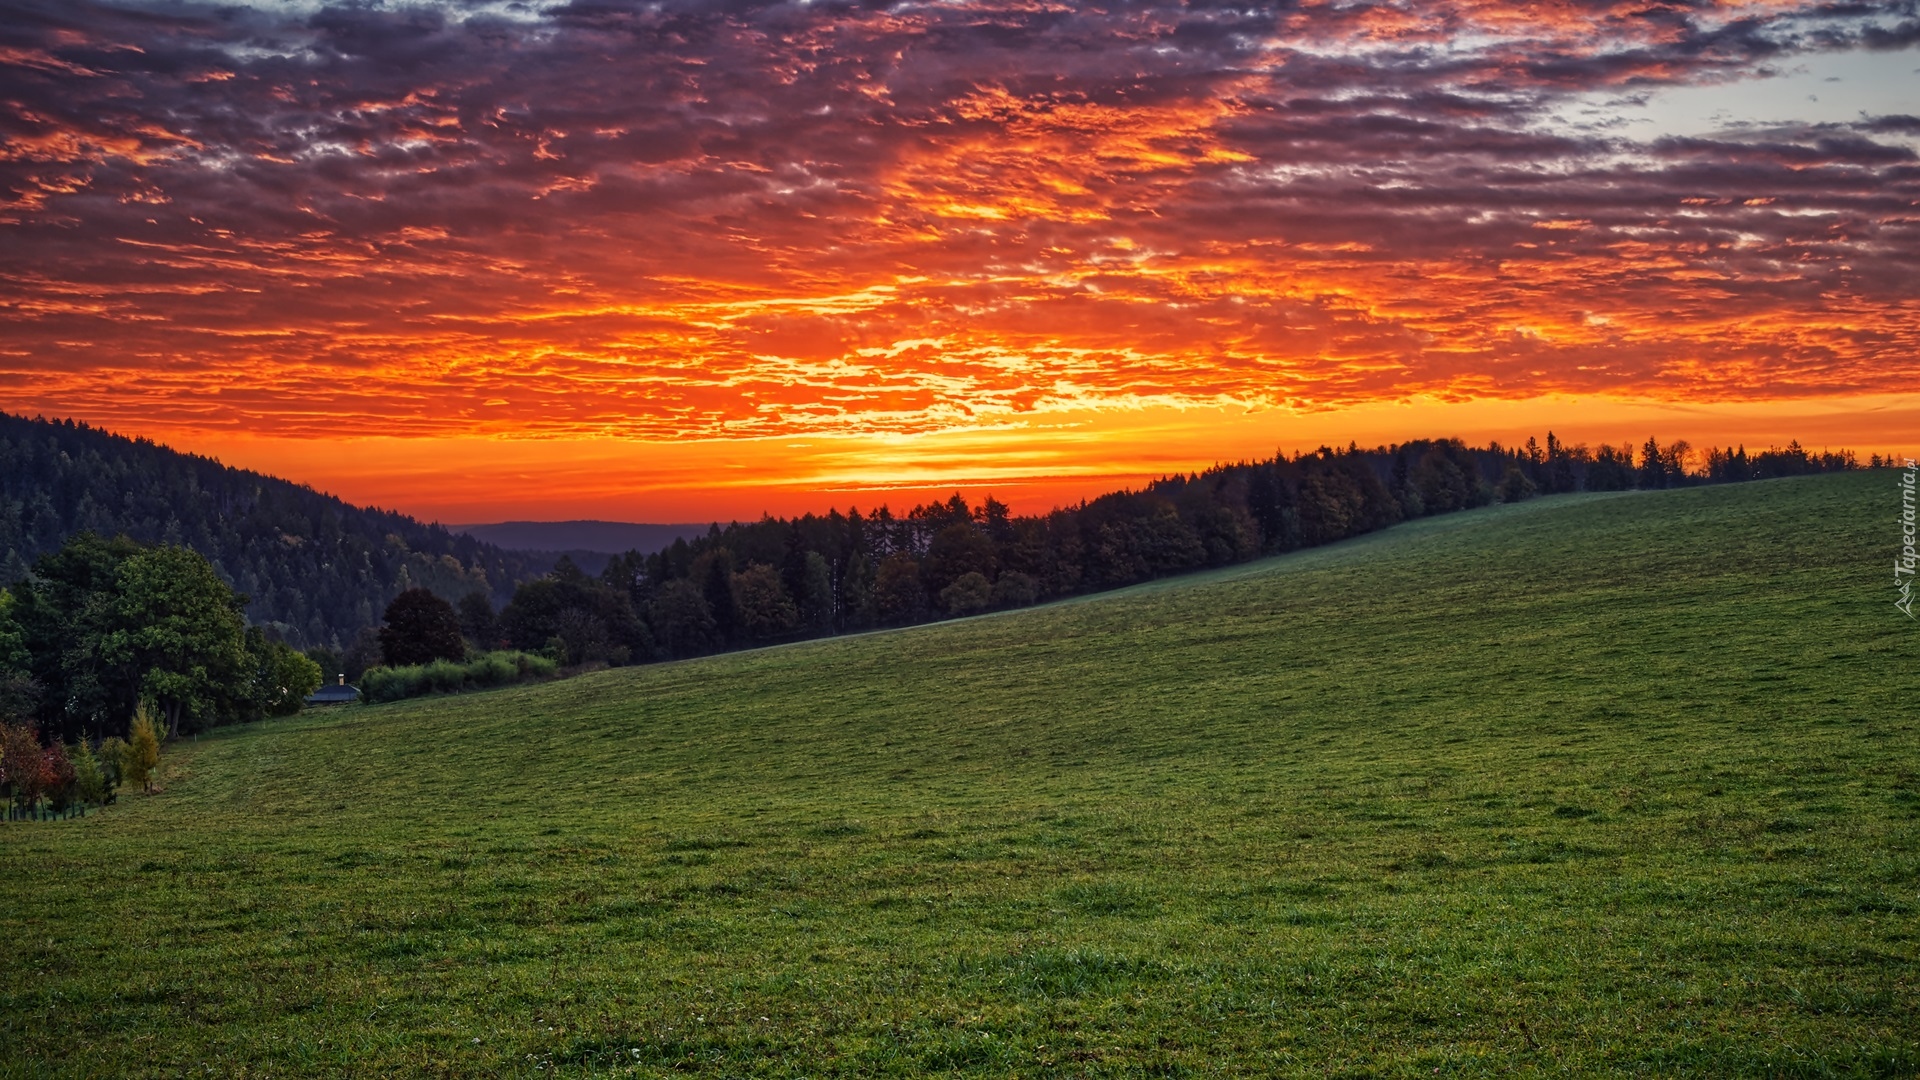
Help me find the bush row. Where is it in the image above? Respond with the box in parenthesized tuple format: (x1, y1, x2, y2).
(2, 706, 162, 821)
(359, 651, 558, 704)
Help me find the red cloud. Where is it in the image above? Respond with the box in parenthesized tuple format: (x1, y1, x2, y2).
(0, 0, 1913, 450)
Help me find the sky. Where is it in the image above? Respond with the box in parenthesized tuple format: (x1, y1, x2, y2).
(1, 0, 1916, 522)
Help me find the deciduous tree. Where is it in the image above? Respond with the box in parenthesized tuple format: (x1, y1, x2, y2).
(1499, 465, 1537, 503)
(107, 545, 253, 739)
(500, 559, 651, 665)
(650, 579, 717, 657)
(923, 523, 996, 598)
(458, 591, 501, 650)
(0, 588, 29, 679)
(1, 722, 44, 814)
(873, 553, 926, 625)
(250, 630, 322, 717)
(9, 533, 144, 737)
(40, 743, 75, 812)
(731, 563, 798, 640)
(378, 588, 467, 668)
(939, 571, 992, 616)
(989, 571, 1038, 610)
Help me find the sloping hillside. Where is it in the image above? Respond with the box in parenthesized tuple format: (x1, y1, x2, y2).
(1, 472, 1913, 1076)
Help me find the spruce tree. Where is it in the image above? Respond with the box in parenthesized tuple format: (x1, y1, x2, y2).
(70, 740, 107, 806)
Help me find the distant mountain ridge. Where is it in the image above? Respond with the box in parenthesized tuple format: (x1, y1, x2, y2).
(0, 411, 542, 650)
(454, 521, 712, 556)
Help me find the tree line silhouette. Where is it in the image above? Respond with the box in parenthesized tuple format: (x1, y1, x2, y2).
(0, 411, 1873, 688)
(431, 434, 1865, 672)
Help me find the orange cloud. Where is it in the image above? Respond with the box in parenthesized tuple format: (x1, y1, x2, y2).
(0, 0, 1913, 517)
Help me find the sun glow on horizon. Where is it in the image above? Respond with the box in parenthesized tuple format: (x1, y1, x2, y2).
(153, 393, 1919, 524)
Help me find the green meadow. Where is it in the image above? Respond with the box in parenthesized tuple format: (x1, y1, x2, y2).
(2, 472, 1915, 1077)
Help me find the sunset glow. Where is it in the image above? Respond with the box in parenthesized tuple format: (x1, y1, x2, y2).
(3, 0, 1916, 520)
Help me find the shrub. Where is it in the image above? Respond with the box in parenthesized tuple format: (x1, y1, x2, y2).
(422, 658, 467, 695)
(472, 653, 520, 687)
(515, 653, 559, 680)
(359, 665, 420, 704)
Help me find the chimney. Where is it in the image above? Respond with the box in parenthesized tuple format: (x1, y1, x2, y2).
(338, 673, 346, 686)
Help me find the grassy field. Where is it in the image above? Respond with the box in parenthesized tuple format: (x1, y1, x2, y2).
(2, 473, 1915, 1077)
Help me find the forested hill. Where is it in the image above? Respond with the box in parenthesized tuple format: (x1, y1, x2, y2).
(0, 412, 540, 650)
(0, 409, 1871, 662)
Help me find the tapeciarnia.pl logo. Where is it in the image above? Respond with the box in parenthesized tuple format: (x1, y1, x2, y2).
(1899, 458, 1917, 619)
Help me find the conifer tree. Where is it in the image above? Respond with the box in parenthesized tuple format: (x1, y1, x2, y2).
(70, 740, 108, 806)
(124, 703, 161, 795)
(98, 736, 128, 795)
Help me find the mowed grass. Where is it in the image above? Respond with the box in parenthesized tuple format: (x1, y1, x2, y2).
(3, 473, 1916, 1078)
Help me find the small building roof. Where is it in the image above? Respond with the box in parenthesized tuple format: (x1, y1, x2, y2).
(306, 683, 361, 705)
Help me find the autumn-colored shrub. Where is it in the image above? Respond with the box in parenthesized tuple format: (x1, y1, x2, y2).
(41, 743, 76, 812)
(2, 722, 45, 813)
